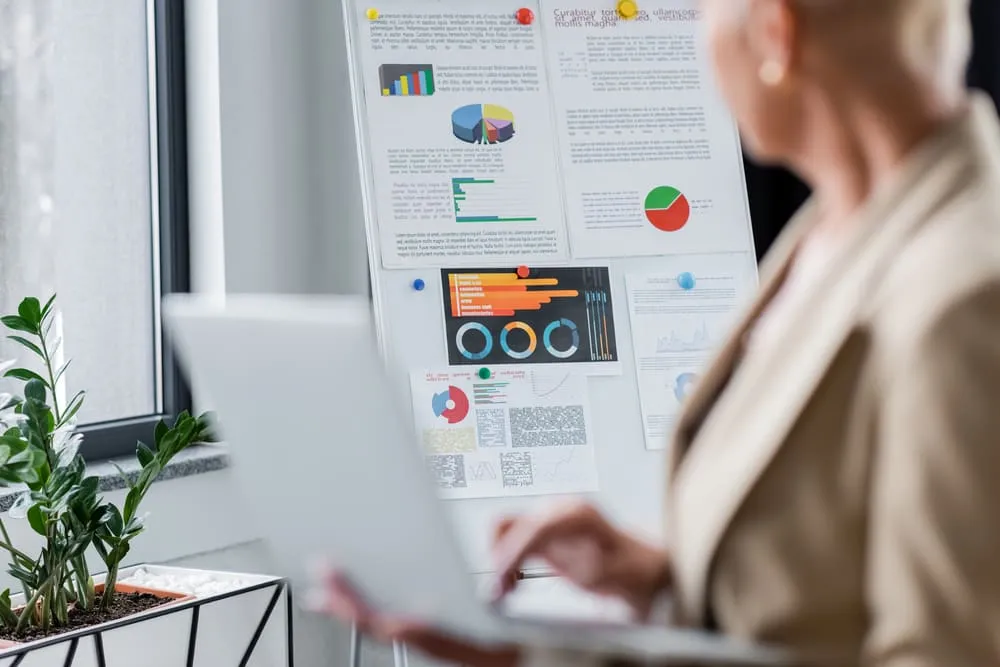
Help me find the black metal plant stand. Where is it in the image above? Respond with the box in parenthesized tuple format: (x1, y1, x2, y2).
(0, 579, 294, 667)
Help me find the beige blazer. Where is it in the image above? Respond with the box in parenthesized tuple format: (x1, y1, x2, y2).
(526, 94, 1000, 667)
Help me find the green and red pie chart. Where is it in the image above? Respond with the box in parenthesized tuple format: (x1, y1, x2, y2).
(644, 186, 691, 232)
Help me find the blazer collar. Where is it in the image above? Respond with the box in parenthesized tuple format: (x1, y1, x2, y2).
(666, 95, 997, 625)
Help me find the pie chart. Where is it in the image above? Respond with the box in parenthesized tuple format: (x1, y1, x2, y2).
(431, 386, 470, 424)
(673, 372, 699, 402)
(644, 186, 691, 232)
(452, 103, 516, 145)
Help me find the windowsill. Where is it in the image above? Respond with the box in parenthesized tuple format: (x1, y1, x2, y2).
(0, 444, 230, 512)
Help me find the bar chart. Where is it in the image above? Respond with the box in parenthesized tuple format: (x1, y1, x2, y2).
(379, 64, 435, 96)
(452, 177, 539, 224)
(440, 267, 620, 366)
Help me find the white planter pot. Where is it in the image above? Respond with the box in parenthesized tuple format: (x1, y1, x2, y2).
(0, 565, 290, 667)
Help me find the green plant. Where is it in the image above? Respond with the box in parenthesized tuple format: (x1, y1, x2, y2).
(0, 295, 214, 634)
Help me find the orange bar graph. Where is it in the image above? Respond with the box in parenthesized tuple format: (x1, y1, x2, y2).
(447, 272, 579, 318)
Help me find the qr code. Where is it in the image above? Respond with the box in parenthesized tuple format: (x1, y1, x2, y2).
(427, 455, 467, 489)
(476, 409, 507, 448)
(510, 406, 586, 448)
(500, 452, 533, 488)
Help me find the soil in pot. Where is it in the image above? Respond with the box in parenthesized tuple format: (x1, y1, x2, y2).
(0, 584, 191, 645)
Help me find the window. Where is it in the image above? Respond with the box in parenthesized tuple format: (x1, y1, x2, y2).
(0, 0, 190, 460)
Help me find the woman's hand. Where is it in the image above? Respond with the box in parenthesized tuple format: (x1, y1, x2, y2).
(492, 501, 671, 620)
(314, 570, 520, 667)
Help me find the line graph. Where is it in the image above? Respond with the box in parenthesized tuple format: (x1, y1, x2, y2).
(655, 320, 715, 353)
(468, 461, 498, 482)
(529, 371, 572, 399)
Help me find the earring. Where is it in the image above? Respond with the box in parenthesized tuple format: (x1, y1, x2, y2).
(758, 60, 786, 86)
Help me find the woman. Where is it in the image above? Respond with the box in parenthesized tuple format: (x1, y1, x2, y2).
(321, 0, 1000, 664)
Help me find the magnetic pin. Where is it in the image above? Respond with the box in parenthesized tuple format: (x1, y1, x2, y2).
(516, 7, 535, 25)
(366, 7, 380, 20)
(516, 265, 530, 278)
(677, 272, 696, 290)
(616, 0, 638, 19)
(412, 278, 426, 291)
(478, 367, 492, 380)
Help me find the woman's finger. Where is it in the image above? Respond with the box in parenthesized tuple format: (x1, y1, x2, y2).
(491, 514, 562, 591)
(314, 570, 377, 629)
(491, 503, 608, 593)
(493, 516, 517, 541)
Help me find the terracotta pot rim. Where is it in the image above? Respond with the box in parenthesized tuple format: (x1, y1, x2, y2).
(0, 583, 195, 649)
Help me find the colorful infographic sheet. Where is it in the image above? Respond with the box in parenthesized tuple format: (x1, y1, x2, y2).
(351, 0, 569, 268)
(410, 368, 600, 499)
(440, 266, 620, 372)
(540, 0, 752, 258)
(625, 253, 755, 449)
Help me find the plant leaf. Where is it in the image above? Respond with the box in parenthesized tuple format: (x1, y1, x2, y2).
(0, 316, 34, 334)
(53, 360, 72, 386)
(40, 294, 57, 320)
(111, 462, 134, 491)
(17, 298, 42, 329)
(123, 486, 142, 523)
(3, 368, 46, 385)
(24, 379, 46, 403)
(136, 442, 155, 468)
(6, 336, 42, 357)
(26, 504, 46, 536)
(153, 420, 168, 450)
(8, 491, 31, 519)
(59, 391, 86, 427)
(0, 589, 17, 626)
(102, 504, 124, 536)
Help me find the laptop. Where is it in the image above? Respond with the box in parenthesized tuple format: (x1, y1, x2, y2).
(162, 294, 788, 665)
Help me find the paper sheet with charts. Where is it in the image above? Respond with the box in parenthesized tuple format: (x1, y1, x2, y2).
(344, 0, 756, 507)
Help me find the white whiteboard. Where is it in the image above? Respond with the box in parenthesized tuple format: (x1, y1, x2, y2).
(341, 0, 758, 571)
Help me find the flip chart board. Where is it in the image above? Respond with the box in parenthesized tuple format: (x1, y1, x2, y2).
(341, 0, 758, 571)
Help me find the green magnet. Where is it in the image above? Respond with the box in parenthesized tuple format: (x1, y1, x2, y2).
(478, 367, 492, 380)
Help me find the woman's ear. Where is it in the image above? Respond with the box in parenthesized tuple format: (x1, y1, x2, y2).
(746, 0, 797, 86)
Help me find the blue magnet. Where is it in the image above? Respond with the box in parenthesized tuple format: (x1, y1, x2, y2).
(412, 278, 426, 291)
(677, 272, 696, 290)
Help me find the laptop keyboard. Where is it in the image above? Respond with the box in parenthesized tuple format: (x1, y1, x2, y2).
(495, 576, 634, 623)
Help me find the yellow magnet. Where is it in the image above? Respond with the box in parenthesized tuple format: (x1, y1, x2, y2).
(366, 7, 380, 20)
(616, 0, 638, 19)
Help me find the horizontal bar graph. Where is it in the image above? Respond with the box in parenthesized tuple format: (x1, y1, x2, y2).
(452, 177, 539, 223)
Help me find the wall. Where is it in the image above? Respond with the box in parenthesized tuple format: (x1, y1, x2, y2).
(209, 0, 369, 296)
(172, 0, 410, 664)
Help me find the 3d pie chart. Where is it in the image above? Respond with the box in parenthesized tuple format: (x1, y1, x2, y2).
(431, 386, 470, 424)
(644, 186, 691, 232)
(451, 103, 516, 144)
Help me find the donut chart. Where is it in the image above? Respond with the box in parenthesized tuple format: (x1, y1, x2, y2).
(431, 385, 470, 424)
(500, 321, 537, 360)
(543, 319, 580, 359)
(455, 322, 493, 360)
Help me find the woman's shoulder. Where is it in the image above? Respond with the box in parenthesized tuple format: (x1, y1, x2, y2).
(869, 186, 1000, 365)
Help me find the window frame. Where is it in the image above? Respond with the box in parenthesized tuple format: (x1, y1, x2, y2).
(79, 0, 192, 462)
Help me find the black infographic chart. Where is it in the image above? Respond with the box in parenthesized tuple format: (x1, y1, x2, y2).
(441, 267, 619, 366)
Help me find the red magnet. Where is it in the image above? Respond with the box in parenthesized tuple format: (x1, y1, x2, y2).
(516, 265, 530, 278)
(516, 8, 534, 25)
